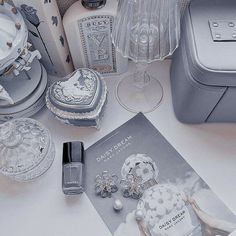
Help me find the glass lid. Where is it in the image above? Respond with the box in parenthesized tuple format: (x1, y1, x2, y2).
(0, 118, 51, 176)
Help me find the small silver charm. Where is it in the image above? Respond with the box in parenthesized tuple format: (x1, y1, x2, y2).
(120, 174, 144, 199)
(95, 171, 118, 198)
(113, 199, 123, 212)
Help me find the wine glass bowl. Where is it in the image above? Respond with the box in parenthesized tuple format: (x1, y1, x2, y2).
(113, 0, 180, 62)
(112, 0, 180, 113)
(130, 22, 160, 63)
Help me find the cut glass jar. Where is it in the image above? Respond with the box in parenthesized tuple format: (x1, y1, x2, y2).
(0, 118, 55, 182)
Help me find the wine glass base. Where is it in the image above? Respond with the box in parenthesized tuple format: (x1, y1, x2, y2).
(116, 73, 163, 113)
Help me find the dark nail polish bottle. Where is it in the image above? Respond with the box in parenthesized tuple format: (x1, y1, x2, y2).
(62, 141, 85, 195)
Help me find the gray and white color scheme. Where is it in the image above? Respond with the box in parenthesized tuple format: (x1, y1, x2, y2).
(0, 1, 48, 122)
(63, 0, 128, 76)
(171, 0, 236, 123)
(46, 68, 107, 128)
(85, 113, 236, 235)
(12, 0, 73, 76)
(56, 0, 77, 17)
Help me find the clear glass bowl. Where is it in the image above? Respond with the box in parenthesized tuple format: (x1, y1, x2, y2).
(0, 118, 55, 182)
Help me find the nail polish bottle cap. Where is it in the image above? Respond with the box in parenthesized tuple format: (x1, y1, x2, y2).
(82, 0, 106, 9)
(63, 141, 84, 164)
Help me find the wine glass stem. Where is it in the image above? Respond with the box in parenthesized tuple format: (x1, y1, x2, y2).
(133, 63, 151, 89)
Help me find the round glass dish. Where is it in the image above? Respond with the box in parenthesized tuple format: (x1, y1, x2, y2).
(0, 118, 55, 182)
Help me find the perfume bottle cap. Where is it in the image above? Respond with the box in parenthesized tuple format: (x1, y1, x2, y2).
(82, 0, 106, 9)
(63, 141, 84, 164)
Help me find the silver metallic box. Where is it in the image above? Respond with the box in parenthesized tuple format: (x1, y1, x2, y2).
(46, 68, 107, 128)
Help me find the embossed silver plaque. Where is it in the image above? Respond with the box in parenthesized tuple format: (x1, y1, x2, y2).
(78, 15, 117, 74)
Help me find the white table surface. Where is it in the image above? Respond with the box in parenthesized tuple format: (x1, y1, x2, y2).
(1, 60, 236, 236)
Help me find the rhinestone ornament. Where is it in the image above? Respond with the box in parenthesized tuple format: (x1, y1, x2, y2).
(120, 174, 144, 199)
(95, 171, 118, 198)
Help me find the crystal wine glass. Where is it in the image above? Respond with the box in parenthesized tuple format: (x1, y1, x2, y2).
(112, 0, 181, 113)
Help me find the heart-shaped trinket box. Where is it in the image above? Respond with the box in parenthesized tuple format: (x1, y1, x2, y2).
(46, 68, 107, 128)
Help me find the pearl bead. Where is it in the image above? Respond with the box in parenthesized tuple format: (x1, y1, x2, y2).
(113, 199, 123, 211)
(135, 209, 144, 221)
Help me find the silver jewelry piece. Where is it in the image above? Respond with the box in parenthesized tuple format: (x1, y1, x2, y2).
(113, 199, 123, 211)
(120, 174, 144, 199)
(95, 171, 118, 198)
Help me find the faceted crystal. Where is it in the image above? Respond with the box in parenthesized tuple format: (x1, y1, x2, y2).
(0, 118, 55, 182)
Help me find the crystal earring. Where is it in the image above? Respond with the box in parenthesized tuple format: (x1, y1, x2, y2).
(95, 171, 119, 198)
(120, 174, 144, 199)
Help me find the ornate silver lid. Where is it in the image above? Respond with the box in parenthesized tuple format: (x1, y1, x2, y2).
(49, 69, 102, 113)
(46, 68, 107, 127)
